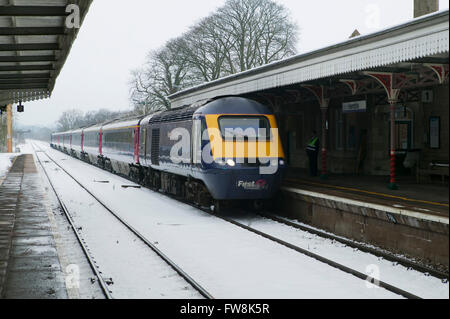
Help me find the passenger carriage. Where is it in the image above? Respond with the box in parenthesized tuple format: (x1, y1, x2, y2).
(51, 96, 286, 209)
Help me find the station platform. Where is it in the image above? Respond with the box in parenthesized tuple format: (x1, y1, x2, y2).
(280, 169, 449, 268)
(284, 169, 449, 219)
(0, 154, 68, 299)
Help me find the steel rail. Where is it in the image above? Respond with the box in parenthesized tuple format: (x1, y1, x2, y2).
(36, 144, 214, 300)
(258, 212, 449, 280)
(45, 142, 428, 299)
(31, 144, 113, 299)
(208, 211, 422, 299)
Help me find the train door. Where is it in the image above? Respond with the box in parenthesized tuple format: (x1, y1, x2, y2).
(99, 131, 103, 156)
(81, 132, 84, 153)
(141, 127, 148, 166)
(134, 126, 140, 164)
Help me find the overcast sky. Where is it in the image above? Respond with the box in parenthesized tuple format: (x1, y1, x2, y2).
(16, 0, 450, 128)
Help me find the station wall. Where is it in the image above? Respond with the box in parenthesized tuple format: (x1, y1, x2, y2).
(277, 83, 449, 177)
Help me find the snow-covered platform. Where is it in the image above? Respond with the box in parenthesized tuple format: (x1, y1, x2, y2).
(0, 154, 68, 299)
(280, 172, 449, 269)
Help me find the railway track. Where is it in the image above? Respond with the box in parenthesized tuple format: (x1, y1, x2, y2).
(257, 212, 449, 280)
(32, 143, 213, 300)
(205, 210, 422, 299)
(32, 144, 113, 299)
(40, 142, 446, 299)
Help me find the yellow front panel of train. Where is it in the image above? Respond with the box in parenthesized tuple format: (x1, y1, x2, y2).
(205, 114, 285, 160)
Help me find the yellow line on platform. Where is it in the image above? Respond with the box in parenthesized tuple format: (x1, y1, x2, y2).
(285, 179, 449, 208)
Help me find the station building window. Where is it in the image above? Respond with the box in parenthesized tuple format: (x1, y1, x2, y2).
(333, 108, 358, 151)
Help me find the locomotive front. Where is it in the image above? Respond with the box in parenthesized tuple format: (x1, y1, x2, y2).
(193, 97, 286, 201)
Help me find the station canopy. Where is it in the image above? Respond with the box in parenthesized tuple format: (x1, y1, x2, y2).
(0, 0, 92, 106)
(169, 10, 449, 108)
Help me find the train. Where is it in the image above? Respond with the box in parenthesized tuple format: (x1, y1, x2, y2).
(51, 96, 286, 211)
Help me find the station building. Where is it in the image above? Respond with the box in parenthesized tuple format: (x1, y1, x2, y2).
(170, 10, 449, 187)
(169, 9, 449, 265)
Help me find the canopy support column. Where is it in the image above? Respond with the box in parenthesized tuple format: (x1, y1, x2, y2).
(364, 72, 401, 190)
(302, 85, 330, 179)
(7, 104, 12, 153)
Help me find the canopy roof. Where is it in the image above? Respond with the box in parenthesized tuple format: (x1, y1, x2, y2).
(0, 0, 92, 105)
(169, 10, 449, 108)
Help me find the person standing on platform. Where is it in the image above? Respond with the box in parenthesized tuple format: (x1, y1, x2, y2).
(306, 131, 320, 177)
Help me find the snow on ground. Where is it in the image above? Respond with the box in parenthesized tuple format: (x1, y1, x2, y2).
(0, 153, 15, 184)
(231, 213, 449, 299)
(35, 150, 202, 299)
(32, 141, 402, 299)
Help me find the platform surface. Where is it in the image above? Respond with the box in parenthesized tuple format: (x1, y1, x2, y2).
(284, 169, 449, 219)
(0, 154, 68, 299)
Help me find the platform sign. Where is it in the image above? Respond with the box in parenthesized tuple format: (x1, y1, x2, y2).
(343, 100, 367, 113)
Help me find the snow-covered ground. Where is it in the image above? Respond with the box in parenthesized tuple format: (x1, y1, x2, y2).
(30, 141, 408, 299)
(26, 140, 449, 299)
(34, 150, 203, 299)
(231, 213, 449, 299)
(0, 153, 15, 184)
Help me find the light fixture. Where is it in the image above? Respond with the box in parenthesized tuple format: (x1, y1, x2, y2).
(226, 159, 236, 167)
(17, 101, 24, 113)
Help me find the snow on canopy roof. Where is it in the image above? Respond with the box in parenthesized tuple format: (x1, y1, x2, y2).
(169, 9, 449, 108)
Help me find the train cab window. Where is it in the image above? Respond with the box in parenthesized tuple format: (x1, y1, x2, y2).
(219, 116, 270, 141)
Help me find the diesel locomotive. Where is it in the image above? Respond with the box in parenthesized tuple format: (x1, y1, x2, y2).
(51, 97, 286, 210)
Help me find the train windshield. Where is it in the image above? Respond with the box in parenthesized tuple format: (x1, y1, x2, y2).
(219, 116, 271, 141)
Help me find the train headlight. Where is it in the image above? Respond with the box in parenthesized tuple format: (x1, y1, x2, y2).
(279, 159, 285, 166)
(226, 159, 236, 167)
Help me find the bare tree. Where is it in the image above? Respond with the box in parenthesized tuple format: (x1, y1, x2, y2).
(55, 109, 130, 132)
(129, 0, 299, 110)
(216, 0, 298, 72)
(130, 38, 194, 112)
(180, 14, 235, 82)
(83, 109, 125, 126)
(56, 109, 84, 132)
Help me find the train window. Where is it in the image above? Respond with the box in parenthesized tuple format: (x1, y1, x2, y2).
(219, 116, 271, 141)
